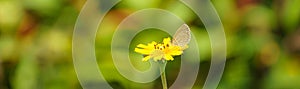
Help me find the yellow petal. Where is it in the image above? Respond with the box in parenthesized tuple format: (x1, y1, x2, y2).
(135, 48, 152, 54)
(165, 55, 174, 61)
(163, 37, 171, 44)
(142, 56, 151, 61)
(169, 51, 183, 55)
(137, 44, 148, 48)
(150, 41, 157, 45)
(181, 45, 189, 50)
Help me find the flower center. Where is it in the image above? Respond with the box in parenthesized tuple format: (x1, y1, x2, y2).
(151, 49, 164, 59)
(154, 43, 168, 50)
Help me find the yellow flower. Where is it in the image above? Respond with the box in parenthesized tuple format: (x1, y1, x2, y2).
(134, 37, 188, 61)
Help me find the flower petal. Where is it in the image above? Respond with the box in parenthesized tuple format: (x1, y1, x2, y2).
(169, 50, 183, 55)
(137, 44, 148, 48)
(142, 56, 151, 61)
(135, 37, 187, 62)
(150, 41, 157, 45)
(165, 55, 174, 61)
(181, 45, 189, 50)
(135, 48, 152, 54)
(163, 37, 171, 44)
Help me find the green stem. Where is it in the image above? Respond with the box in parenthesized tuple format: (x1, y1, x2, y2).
(160, 62, 167, 89)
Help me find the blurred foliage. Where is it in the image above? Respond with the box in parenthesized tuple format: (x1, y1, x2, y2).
(0, 0, 300, 89)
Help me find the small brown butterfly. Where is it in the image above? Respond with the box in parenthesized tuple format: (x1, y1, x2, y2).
(172, 24, 191, 48)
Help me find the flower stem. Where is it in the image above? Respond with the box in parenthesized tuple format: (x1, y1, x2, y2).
(159, 62, 167, 89)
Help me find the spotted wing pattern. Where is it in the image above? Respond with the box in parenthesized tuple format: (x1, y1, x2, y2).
(172, 24, 191, 48)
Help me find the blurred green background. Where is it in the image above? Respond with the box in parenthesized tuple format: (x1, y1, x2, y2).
(1, 0, 300, 89)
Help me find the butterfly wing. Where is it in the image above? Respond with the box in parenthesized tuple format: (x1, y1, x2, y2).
(172, 24, 191, 48)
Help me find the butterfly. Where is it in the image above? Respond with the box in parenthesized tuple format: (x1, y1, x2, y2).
(172, 24, 191, 48)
